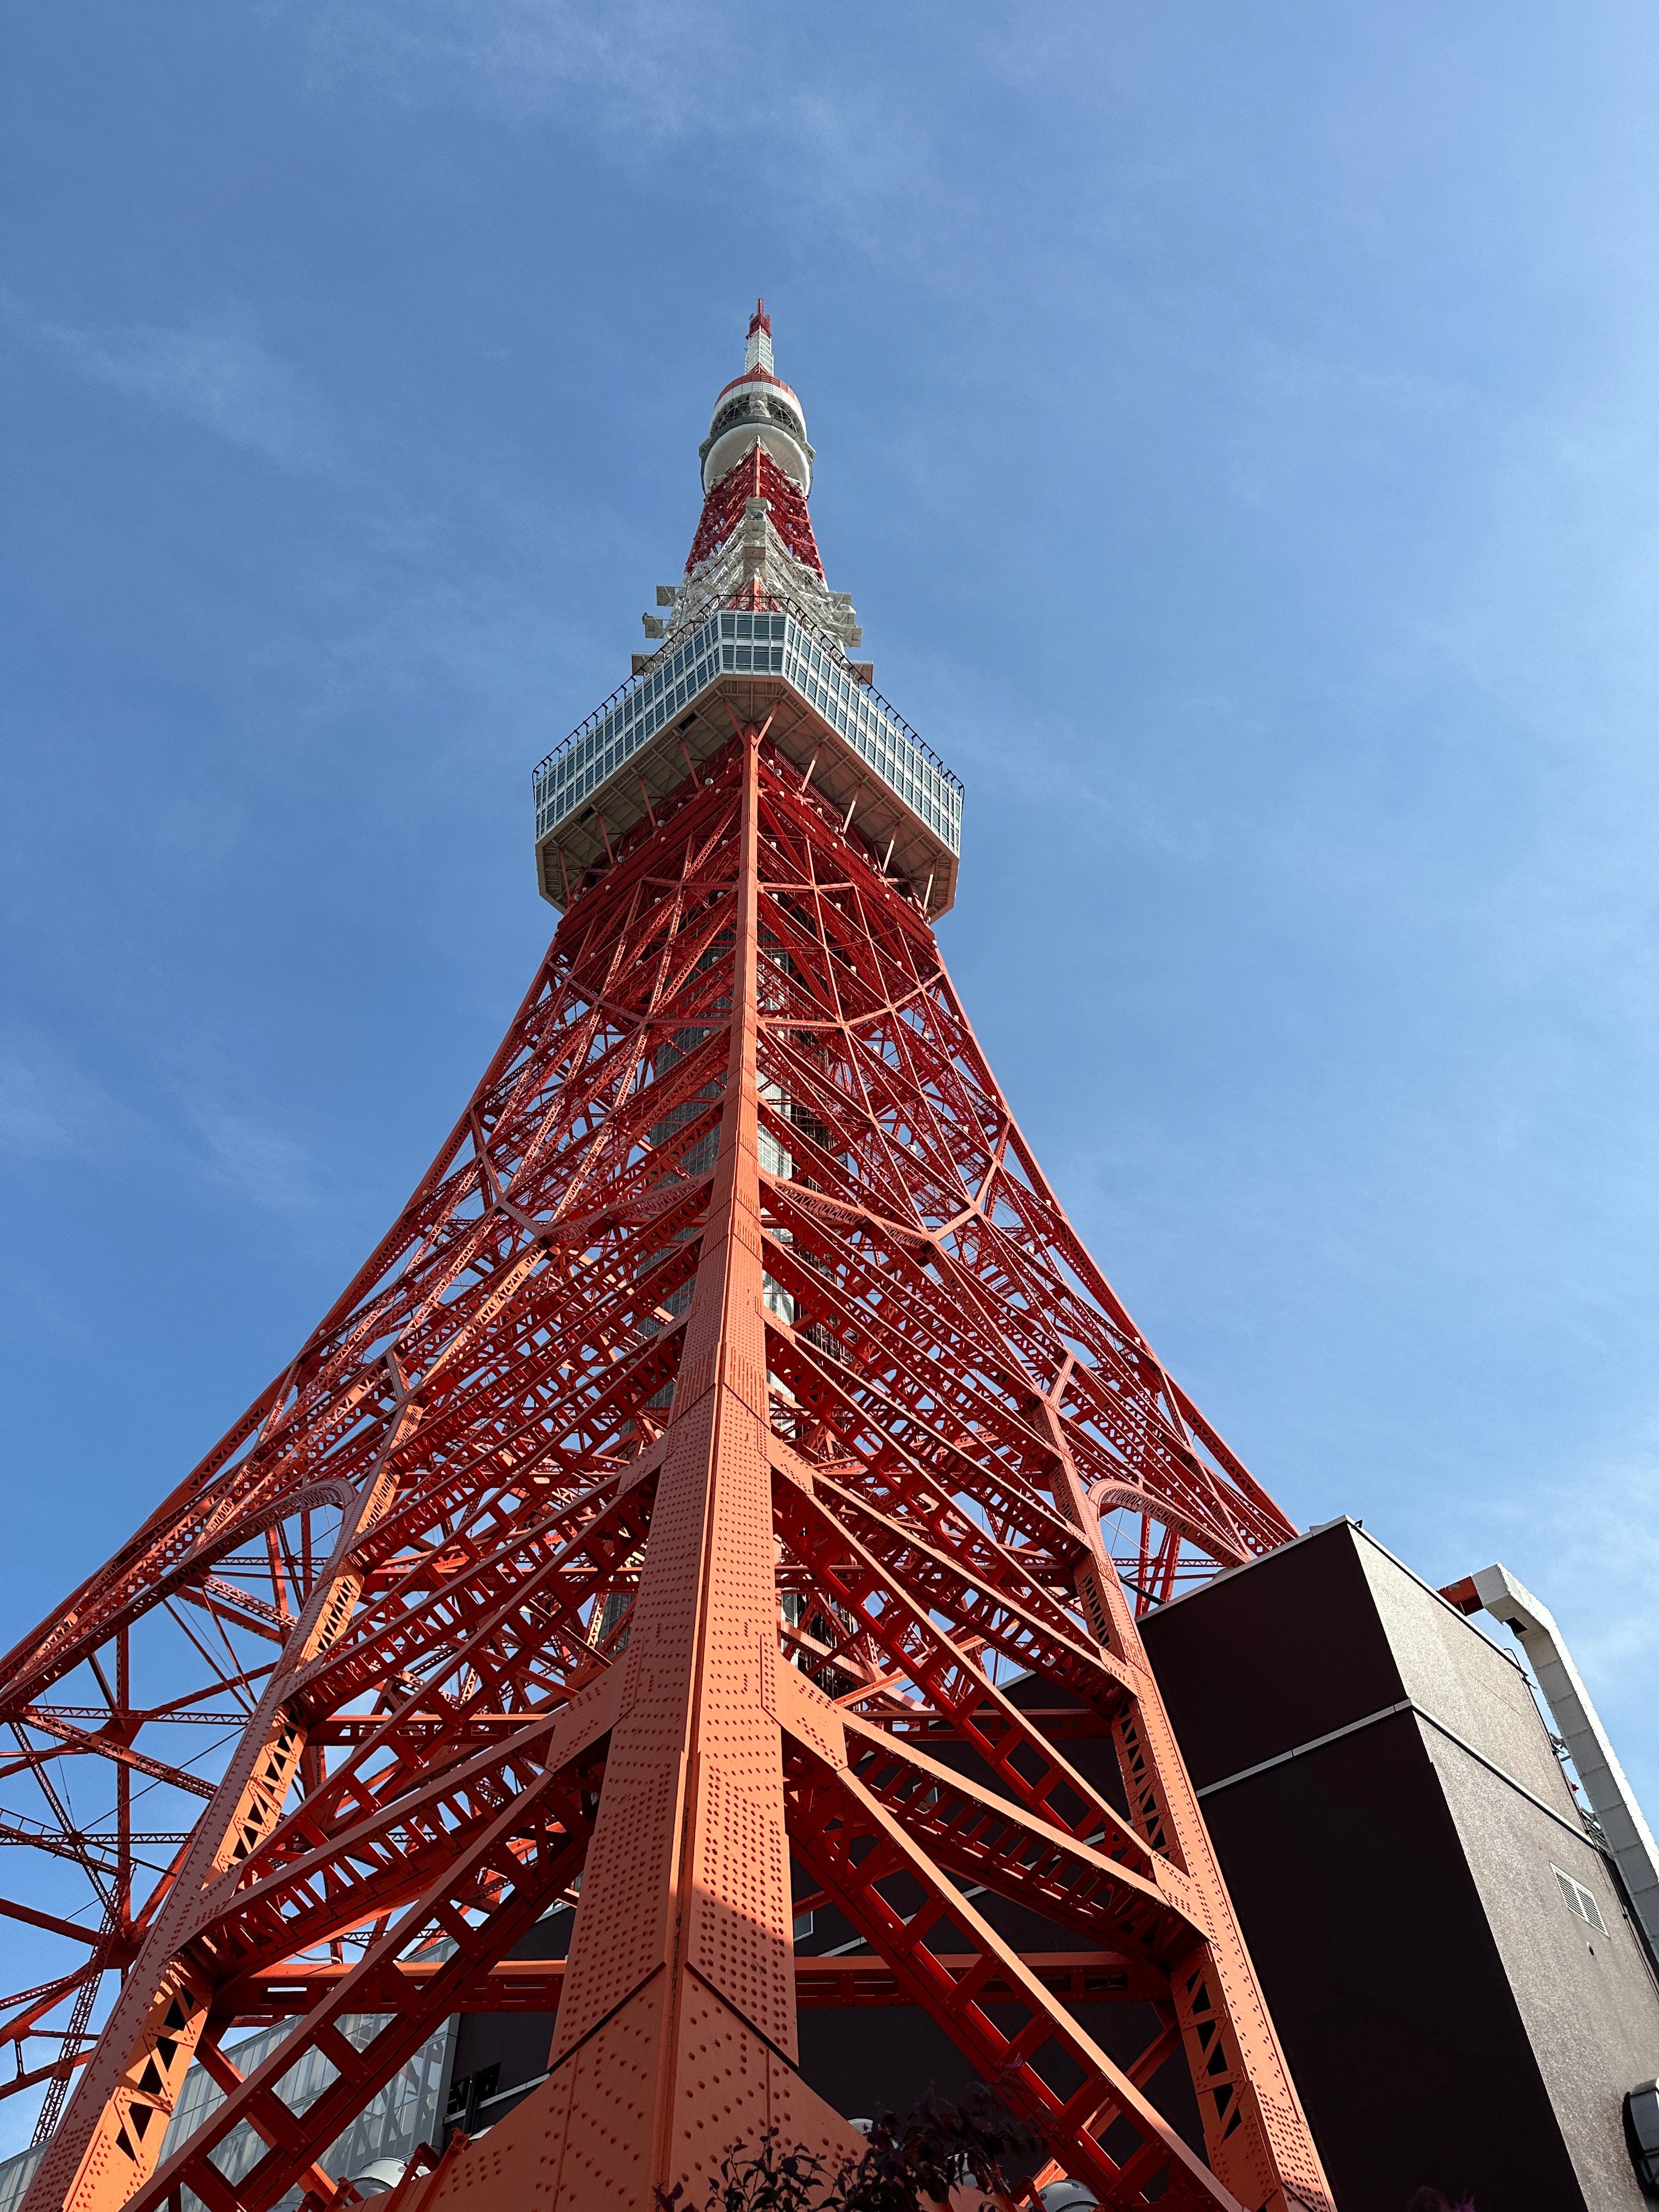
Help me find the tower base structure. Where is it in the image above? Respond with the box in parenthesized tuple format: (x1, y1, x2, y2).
(9, 1505, 1656, 2212)
(3, 727, 1335, 2212)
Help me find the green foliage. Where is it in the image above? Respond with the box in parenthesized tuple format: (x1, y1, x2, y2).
(657, 2090, 1039, 2212)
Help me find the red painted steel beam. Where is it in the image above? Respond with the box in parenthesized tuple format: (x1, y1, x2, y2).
(213, 1949, 1167, 2021)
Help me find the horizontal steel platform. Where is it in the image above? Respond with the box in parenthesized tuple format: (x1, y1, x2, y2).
(533, 603, 963, 919)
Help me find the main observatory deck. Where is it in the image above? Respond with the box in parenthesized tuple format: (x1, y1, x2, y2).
(532, 595, 964, 917)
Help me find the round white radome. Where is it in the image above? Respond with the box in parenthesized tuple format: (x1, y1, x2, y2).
(702, 372, 812, 494)
(703, 421, 812, 493)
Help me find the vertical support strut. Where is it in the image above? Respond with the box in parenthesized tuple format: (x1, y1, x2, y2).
(419, 726, 862, 2209)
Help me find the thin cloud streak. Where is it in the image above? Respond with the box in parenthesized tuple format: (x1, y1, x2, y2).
(190, 1103, 319, 1214)
(0, 1038, 131, 1163)
(0, 291, 335, 469)
(303, 0, 946, 261)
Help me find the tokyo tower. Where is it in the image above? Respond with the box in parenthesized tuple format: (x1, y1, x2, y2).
(1, 304, 1335, 2212)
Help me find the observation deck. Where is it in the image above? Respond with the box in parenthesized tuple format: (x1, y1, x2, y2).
(532, 595, 964, 917)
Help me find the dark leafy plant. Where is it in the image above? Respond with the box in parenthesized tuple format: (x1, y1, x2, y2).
(657, 2088, 1040, 2211)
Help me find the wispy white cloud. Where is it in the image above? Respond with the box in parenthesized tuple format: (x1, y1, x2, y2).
(302, 0, 944, 261)
(1505, 1455, 1659, 1680)
(0, 291, 334, 468)
(3, 1035, 320, 1222)
(1419, 1447, 1659, 1811)
(190, 1102, 317, 1212)
(307, 0, 699, 127)
(0, 1036, 131, 1161)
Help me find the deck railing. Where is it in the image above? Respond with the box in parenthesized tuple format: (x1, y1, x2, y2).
(533, 595, 964, 855)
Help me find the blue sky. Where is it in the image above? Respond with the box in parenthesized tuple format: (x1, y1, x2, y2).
(4, 0, 1659, 1847)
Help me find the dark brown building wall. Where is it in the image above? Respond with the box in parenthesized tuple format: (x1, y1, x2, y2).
(1142, 1518, 1659, 2212)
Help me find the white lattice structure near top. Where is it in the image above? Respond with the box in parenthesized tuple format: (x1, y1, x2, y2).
(746, 302, 774, 376)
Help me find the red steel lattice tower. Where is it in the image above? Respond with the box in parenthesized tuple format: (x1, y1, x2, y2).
(2, 304, 1335, 2212)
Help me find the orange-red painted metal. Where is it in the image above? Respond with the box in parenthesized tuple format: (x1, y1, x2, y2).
(686, 440, 823, 577)
(214, 1951, 1168, 2019)
(1, 723, 1332, 2210)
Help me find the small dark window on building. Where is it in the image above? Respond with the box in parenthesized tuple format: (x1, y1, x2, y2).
(1552, 1864, 1607, 1932)
(446, 2063, 500, 2134)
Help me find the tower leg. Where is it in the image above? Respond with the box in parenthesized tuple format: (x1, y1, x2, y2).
(419, 724, 864, 2210)
(1066, 1470, 1333, 2212)
(18, 1458, 407, 2212)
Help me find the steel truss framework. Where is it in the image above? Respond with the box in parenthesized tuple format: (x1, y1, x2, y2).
(685, 439, 823, 580)
(0, 724, 1332, 2212)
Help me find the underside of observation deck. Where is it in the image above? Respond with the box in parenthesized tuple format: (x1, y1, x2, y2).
(535, 668, 960, 921)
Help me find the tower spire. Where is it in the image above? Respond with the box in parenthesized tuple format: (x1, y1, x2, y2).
(699, 300, 813, 497)
(745, 295, 773, 374)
